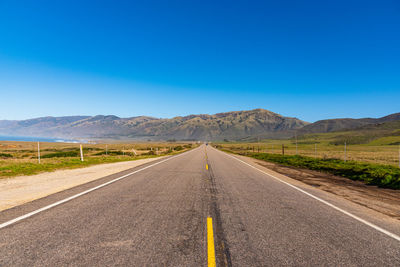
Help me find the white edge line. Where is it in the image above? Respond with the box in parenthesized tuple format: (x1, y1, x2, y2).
(0, 148, 197, 229)
(214, 147, 400, 242)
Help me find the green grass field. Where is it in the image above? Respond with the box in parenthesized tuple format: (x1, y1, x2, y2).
(0, 141, 196, 178)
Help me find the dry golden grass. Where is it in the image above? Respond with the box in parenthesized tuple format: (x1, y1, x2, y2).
(0, 141, 197, 177)
(217, 141, 400, 167)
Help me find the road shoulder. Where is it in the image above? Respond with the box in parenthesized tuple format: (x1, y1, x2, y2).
(0, 157, 166, 211)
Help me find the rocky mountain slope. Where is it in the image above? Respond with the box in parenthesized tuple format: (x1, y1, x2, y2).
(0, 109, 308, 141)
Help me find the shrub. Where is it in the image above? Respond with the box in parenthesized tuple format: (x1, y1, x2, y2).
(42, 151, 79, 158)
(94, 150, 124, 156)
(174, 146, 184, 151)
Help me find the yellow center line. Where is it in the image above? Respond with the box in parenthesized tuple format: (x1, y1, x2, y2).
(207, 217, 216, 267)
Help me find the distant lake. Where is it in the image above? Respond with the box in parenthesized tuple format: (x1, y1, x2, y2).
(0, 135, 82, 143)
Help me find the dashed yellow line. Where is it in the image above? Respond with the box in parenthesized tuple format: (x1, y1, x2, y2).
(207, 217, 216, 267)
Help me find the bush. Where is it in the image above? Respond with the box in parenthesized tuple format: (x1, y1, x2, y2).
(143, 150, 156, 155)
(174, 146, 184, 151)
(94, 150, 124, 156)
(42, 151, 79, 158)
(0, 153, 13, 158)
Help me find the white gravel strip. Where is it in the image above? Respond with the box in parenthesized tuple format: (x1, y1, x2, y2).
(0, 157, 165, 211)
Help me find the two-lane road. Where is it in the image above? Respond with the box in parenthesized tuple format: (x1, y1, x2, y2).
(1, 145, 399, 266)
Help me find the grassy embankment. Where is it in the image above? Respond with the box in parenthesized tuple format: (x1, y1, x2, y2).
(215, 135, 400, 189)
(0, 141, 196, 178)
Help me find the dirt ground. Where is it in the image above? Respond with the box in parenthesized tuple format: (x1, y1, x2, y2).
(247, 157, 400, 220)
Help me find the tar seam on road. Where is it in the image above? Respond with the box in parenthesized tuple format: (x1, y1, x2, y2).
(206, 151, 233, 267)
(0, 148, 198, 230)
(207, 217, 216, 267)
(217, 148, 400, 242)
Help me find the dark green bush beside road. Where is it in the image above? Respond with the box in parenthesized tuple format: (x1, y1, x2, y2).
(42, 151, 80, 158)
(230, 151, 400, 189)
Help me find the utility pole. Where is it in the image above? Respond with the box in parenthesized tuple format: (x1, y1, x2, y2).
(37, 142, 41, 164)
(80, 144, 84, 161)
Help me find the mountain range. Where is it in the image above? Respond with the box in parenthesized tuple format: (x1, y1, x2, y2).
(0, 109, 399, 141)
(297, 112, 400, 134)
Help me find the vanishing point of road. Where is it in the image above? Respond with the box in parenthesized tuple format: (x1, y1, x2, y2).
(1, 145, 399, 266)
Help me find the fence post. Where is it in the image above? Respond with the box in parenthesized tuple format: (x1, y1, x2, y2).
(344, 142, 347, 162)
(37, 142, 41, 164)
(314, 143, 317, 158)
(282, 144, 285, 155)
(80, 144, 84, 161)
(106, 144, 108, 155)
(295, 133, 298, 155)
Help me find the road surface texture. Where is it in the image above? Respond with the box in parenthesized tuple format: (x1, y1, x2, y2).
(1, 145, 399, 266)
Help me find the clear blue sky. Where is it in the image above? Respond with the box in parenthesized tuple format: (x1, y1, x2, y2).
(0, 0, 399, 122)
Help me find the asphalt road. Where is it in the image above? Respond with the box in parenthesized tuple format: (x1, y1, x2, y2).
(0, 145, 399, 266)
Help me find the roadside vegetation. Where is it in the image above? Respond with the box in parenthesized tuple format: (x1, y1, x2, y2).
(0, 141, 197, 178)
(217, 136, 400, 167)
(215, 138, 400, 189)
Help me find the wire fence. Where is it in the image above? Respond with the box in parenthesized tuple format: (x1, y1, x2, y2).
(220, 143, 400, 167)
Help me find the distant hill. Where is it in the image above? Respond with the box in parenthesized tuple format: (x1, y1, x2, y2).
(2, 110, 398, 142)
(0, 109, 308, 141)
(298, 119, 400, 145)
(298, 113, 400, 134)
(0, 116, 90, 137)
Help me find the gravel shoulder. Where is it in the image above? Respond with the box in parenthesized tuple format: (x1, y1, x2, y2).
(0, 157, 165, 211)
